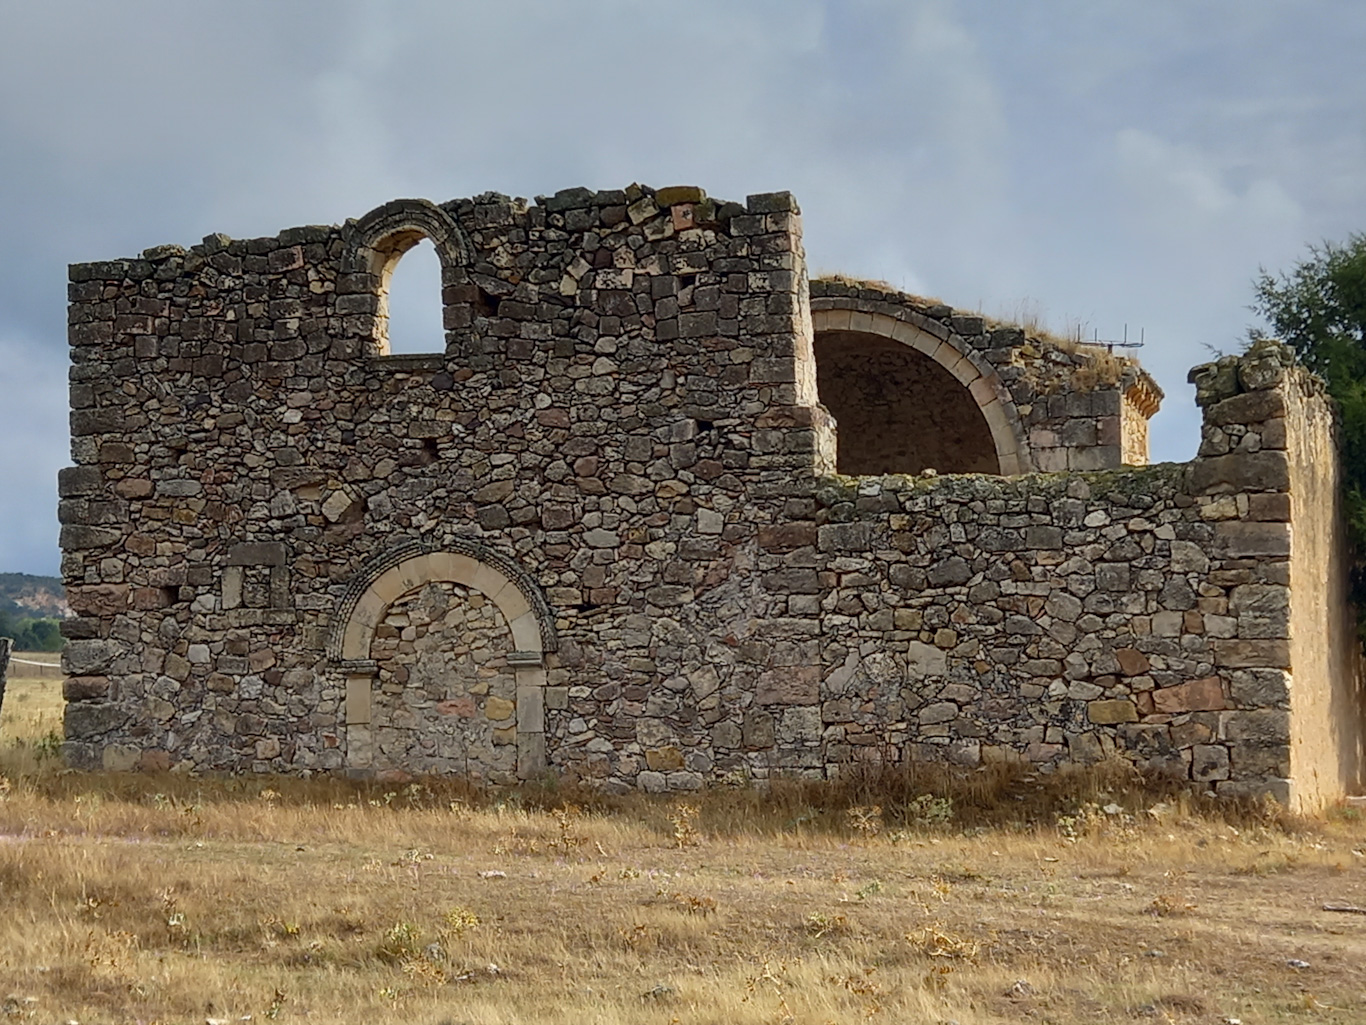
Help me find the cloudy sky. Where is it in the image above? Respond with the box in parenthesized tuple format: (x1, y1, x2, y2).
(1, 0, 1363, 576)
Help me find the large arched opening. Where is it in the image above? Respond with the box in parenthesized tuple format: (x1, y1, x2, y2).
(809, 307, 1028, 475)
(816, 330, 999, 475)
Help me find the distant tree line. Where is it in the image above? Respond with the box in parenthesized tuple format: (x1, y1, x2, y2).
(0, 608, 63, 652)
(0, 572, 67, 652)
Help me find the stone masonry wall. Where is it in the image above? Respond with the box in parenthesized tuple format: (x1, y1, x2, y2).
(59, 185, 1360, 809)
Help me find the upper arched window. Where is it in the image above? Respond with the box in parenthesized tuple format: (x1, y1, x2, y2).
(344, 198, 473, 359)
(381, 236, 445, 355)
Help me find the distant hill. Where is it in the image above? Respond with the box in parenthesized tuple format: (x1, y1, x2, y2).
(0, 573, 68, 620)
(0, 574, 67, 652)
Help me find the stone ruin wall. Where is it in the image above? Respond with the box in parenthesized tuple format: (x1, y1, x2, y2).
(58, 184, 1364, 810)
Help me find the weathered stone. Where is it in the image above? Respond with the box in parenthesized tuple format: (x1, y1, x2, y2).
(756, 667, 819, 705)
(1087, 699, 1139, 725)
(905, 641, 947, 678)
(1115, 648, 1150, 676)
(63, 675, 110, 700)
(1151, 676, 1224, 714)
(645, 746, 684, 771)
(56, 192, 1343, 810)
(62, 639, 117, 676)
(1214, 522, 1290, 559)
(918, 701, 958, 725)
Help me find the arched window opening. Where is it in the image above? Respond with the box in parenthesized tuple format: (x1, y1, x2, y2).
(815, 330, 1001, 475)
(381, 237, 446, 355)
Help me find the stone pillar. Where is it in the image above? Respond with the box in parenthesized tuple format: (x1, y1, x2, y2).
(1187, 339, 1364, 809)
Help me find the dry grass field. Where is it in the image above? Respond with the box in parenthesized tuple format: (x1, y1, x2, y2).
(2, 661, 1366, 1024)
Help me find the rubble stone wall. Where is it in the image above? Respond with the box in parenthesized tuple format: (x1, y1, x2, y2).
(59, 185, 1361, 809)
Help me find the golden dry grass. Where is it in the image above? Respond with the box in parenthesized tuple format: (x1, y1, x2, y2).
(2, 676, 1366, 1024)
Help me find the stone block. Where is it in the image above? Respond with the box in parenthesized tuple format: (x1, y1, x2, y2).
(927, 556, 971, 587)
(646, 746, 685, 771)
(1223, 709, 1290, 744)
(68, 583, 129, 617)
(227, 542, 287, 566)
(638, 770, 667, 793)
(64, 701, 129, 739)
(1205, 389, 1286, 426)
(63, 675, 110, 700)
(758, 523, 816, 551)
(1151, 676, 1225, 714)
(1191, 744, 1230, 781)
(818, 522, 872, 552)
(906, 640, 947, 678)
(1115, 647, 1150, 676)
(58, 465, 103, 497)
(1066, 731, 1105, 764)
(517, 733, 547, 778)
(1087, 699, 1139, 724)
(1214, 522, 1290, 559)
(1213, 639, 1290, 669)
(1230, 743, 1290, 777)
(1187, 451, 1289, 494)
(60, 525, 122, 550)
(1227, 669, 1290, 708)
(918, 701, 958, 725)
(757, 666, 819, 705)
(743, 711, 775, 749)
(484, 696, 515, 723)
(62, 638, 117, 675)
(1247, 493, 1291, 521)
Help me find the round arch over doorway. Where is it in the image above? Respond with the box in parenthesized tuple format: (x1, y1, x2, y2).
(329, 541, 556, 780)
(810, 307, 1030, 475)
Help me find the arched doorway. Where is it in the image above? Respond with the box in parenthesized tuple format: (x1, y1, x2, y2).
(331, 544, 556, 781)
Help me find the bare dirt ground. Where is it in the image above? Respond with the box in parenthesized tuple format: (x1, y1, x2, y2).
(2, 671, 1365, 1025)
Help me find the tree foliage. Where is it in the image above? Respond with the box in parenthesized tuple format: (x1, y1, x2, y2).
(0, 609, 63, 652)
(1252, 232, 1366, 539)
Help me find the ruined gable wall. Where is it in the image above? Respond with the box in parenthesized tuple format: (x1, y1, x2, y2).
(60, 186, 827, 781)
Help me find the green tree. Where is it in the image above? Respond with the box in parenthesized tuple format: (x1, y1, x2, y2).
(0, 609, 64, 652)
(1252, 232, 1366, 539)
